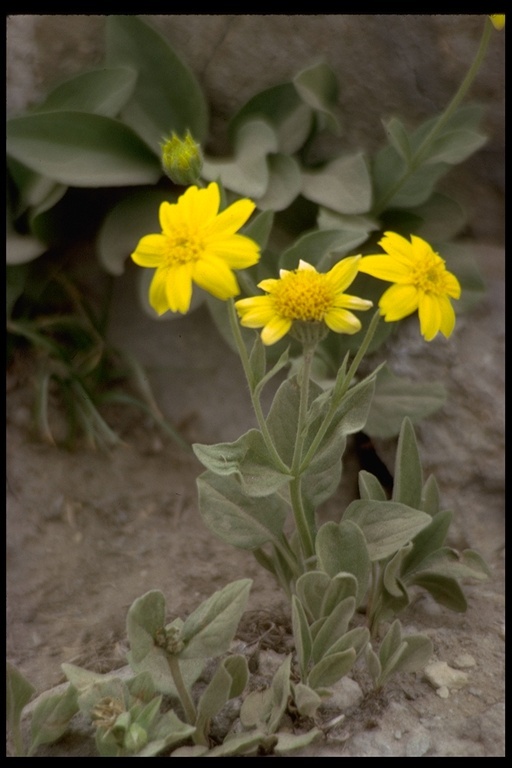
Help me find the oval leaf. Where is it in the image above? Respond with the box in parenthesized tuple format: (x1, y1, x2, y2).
(7, 111, 161, 187)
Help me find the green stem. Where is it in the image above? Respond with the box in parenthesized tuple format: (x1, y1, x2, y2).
(227, 299, 291, 474)
(299, 310, 381, 474)
(291, 343, 315, 474)
(374, 16, 493, 215)
(167, 655, 198, 730)
(289, 476, 315, 563)
(288, 343, 317, 564)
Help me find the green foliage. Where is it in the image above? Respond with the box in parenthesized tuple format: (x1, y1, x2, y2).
(6, 663, 79, 757)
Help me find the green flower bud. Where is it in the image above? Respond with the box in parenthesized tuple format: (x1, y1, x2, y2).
(161, 130, 203, 185)
(125, 722, 148, 752)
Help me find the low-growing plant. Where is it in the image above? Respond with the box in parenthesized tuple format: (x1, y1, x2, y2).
(6, 14, 502, 757)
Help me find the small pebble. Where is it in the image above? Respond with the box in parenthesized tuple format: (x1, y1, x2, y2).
(424, 661, 469, 691)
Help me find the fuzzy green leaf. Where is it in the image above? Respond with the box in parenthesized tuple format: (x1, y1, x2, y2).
(423, 128, 487, 165)
(266, 375, 322, 465)
(231, 81, 313, 155)
(365, 365, 446, 440)
(301, 152, 372, 214)
(410, 192, 468, 243)
(382, 116, 411, 161)
(311, 597, 356, 663)
(378, 619, 402, 669)
(392, 418, 423, 509)
(195, 655, 249, 740)
(257, 153, 302, 211)
(296, 571, 331, 623)
(411, 573, 468, 612)
(343, 500, 431, 561)
(383, 543, 413, 597)
(292, 683, 323, 718)
(126, 590, 166, 663)
(420, 474, 442, 516)
(372, 145, 449, 209)
(203, 119, 277, 199)
(315, 520, 371, 606)
(320, 572, 358, 618)
(280, 229, 366, 271)
(6, 663, 35, 756)
(322, 626, 370, 661)
(181, 579, 252, 659)
(197, 470, 287, 549)
(274, 728, 324, 755)
(32, 67, 137, 117)
(292, 596, 312, 678)
(137, 714, 196, 756)
(243, 208, 275, 251)
(105, 15, 208, 148)
(193, 430, 291, 497)
(316, 210, 379, 260)
(7, 111, 161, 187)
(28, 685, 79, 755)
(302, 374, 376, 506)
(308, 649, 357, 689)
(358, 470, 387, 501)
(400, 510, 452, 578)
(293, 61, 340, 134)
(268, 655, 293, 734)
(411, 547, 491, 582)
(392, 634, 433, 675)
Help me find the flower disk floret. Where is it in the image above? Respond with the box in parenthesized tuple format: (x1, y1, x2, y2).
(131, 182, 260, 316)
(235, 257, 373, 346)
(358, 231, 461, 341)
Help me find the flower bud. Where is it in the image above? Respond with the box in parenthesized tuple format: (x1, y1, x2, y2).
(489, 15, 505, 31)
(161, 130, 203, 185)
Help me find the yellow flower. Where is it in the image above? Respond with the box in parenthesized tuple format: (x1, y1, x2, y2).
(131, 182, 260, 315)
(358, 232, 461, 341)
(235, 257, 373, 346)
(489, 14, 505, 30)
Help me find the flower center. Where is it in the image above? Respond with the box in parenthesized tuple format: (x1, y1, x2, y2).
(273, 270, 335, 321)
(164, 227, 204, 265)
(411, 251, 450, 294)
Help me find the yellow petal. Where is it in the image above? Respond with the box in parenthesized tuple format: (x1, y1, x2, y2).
(159, 200, 182, 234)
(193, 257, 239, 300)
(261, 316, 292, 345)
(358, 255, 411, 283)
(418, 293, 442, 341)
(166, 263, 194, 314)
(324, 308, 362, 334)
(207, 234, 260, 269)
(297, 260, 317, 272)
(444, 271, 462, 300)
(181, 183, 220, 228)
(131, 234, 167, 266)
(328, 255, 361, 292)
(235, 297, 275, 326)
(379, 231, 417, 266)
(379, 283, 419, 321)
(205, 198, 256, 237)
(335, 294, 373, 311)
(437, 295, 456, 338)
(149, 268, 171, 315)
